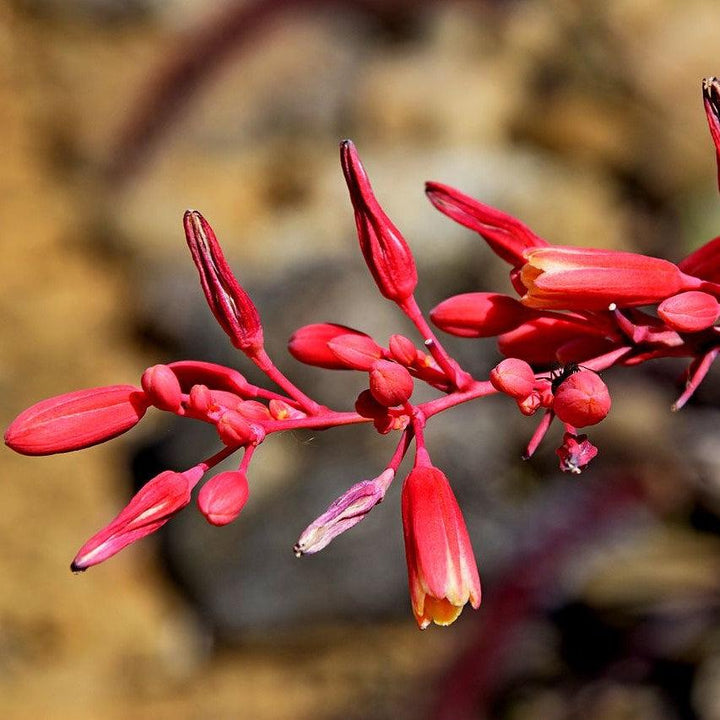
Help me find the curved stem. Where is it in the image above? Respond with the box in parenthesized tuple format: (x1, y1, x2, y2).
(419, 380, 497, 419)
(399, 295, 473, 390)
(253, 348, 323, 415)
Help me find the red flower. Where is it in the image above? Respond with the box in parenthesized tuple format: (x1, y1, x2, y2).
(184, 210, 264, 354)
(431, 292, 535, 338)
(552, 370, 611, 428)
(5, 385, 148, 456)
(340, 140, 418, 303)
(402, 465, 481, 629)
(520, 246, 702, 310)
(657, 291, 720, 332)
(198, 470, 249, 526)
(425, 182, 548, 267)
(71, 467, 203, 570)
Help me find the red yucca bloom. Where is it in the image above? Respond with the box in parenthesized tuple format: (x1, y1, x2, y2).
(402, 463, 481, 629)
(8, 79, 720, 630)
(5, 385, 149, 456)
(519, 246, 704, 311)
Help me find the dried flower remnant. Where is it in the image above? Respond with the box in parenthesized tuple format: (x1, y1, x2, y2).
(8, 79, 720, 628)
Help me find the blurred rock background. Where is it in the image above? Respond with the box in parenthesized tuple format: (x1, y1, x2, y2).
(4, 0, 720, 718)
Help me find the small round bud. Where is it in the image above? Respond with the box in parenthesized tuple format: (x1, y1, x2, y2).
(388, 334, 418, 366)
(368, 360, 414, 407)
(553, 371, 610, 428)
(198, 470, 249, 526)
(141, 364, 183, 412)
(658, 291, 720, 333)
(216, 410, 255, 446)
(370, 360, 413, 407)
(188, 384, 213, 415)
(355, 389, 387, 419)
(490, 358, 535, 399)
(430, 292, 531, 337)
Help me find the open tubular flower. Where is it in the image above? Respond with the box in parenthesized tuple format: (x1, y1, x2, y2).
(519, 246, 704, 310)
(402, 465, 481, 629)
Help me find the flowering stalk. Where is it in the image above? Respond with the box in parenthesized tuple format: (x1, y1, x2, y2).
(7, 77, 720, 629)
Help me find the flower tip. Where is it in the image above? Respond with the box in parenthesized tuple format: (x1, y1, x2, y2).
(70, 560, 87, 573)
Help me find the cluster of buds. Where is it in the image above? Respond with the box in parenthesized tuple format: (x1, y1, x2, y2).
(7, 79, 720, 629)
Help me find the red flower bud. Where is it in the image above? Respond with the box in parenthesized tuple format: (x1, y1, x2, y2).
(5, 385, 148, 456)
(703, 77, 720, 192)
(552, 371, 611, 428)
(431, 292, 534, 338)
(340, 140, 418, 303)
(657, 291, 719, 333)
(71, 467, 202, 570)
(517, 390, 544, 416)
(354, 389, 387, 419)
(187, 384, 213, 416)
(288, 323, 375, 369)
(489, 359, 535, 399)
(520, 246, 702, 310)
(388, 334, 419, 366)
(234, 400, 272, 421)
(216, 410, 257, 447)
(327, 334, 384, 371)
(424, 182, 548, 267)
(268, 399, 306, 420)
(369, 360, 414, 407)
(141, 364, 183, 412)
(184, 210, 263, 354)
(198, 470, 249, 526)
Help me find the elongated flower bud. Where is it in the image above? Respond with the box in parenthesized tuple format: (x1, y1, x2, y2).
(288, 323, 376, 369)
(520, 246, 702, 310)
(184, 210, 264, 354)
(198, 470, 249, 526)
(340, 140, 418, 303)
(431, 292, 535, 337)
(425, 182, 548, 267)
(294, 469, 394, 556)
(657, 291, 720, 332)
(5, 385, 148, 456)
(402, 465, 481, 629)
(71, 467, 202, 570)
(703, 77, 720, 192)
